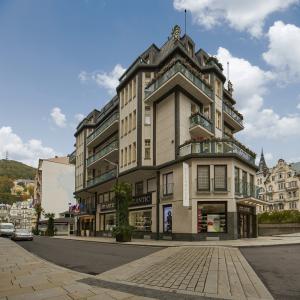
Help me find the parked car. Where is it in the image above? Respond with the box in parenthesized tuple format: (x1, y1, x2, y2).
(0, 223, 15, 237)
(11, 229, 33, 241)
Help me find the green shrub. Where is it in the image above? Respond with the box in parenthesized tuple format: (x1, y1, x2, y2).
(258, 210, 300, 224)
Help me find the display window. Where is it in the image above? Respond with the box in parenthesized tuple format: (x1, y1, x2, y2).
(104, 213, 116, 231)
(129, 210, 151, 231)
(197, 202, 227, 233)
(163, 205, 172, 233)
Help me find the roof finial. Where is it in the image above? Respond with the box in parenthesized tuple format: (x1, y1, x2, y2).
(171, 25, 181, 40)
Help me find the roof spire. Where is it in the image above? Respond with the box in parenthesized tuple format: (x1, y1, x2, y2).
(259, 148, 268, 175)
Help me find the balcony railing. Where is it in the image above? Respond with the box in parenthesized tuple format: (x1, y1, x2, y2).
(145, 61, 213, 99)
(86, 140, 118, 167)
(179, 139, 256, 165)
(87, 169, 117, 188)
(223, 102, 243, 126)
(190, 113, 213, 133)
(235, 180, 259, 198)
(87, 113, 119, 145)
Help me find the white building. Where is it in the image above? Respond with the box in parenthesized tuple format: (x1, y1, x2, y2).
(0, 204, 11, 223)
(35, 156, 75, 219)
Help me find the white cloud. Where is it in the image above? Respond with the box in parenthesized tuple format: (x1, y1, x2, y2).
(263, 21, 300, 83)
(74, 113, 85, 123)
(0, 126, 56, 167)
(50, 107, 67, 128)
(173, 0, 299, 37)
(216, 47, 300, 139)
(297, 103, 300, 109)
(79, 64, 126, 95)
(265, 152, 274, 162)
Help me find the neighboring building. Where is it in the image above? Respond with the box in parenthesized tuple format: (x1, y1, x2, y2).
(0, 204, 11, 223)
(35, 156, 75, 219)
(11, 179, 35, 197)
(71, 26, 264, 240)
(9, 200, 36, 229)
(257, 154, 300, 212)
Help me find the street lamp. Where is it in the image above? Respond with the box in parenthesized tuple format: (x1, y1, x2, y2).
(104, 159, 119, 227)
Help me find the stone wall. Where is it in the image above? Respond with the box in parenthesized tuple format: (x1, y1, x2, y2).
(258, 223, 300, 236)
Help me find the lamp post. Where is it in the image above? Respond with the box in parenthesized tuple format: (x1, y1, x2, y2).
(104, 159, 119, 226)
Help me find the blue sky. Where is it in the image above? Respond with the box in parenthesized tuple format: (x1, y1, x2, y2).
(0, 0, 300, 167)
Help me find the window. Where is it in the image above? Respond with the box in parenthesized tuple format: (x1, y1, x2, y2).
(215, 79, 222, 98)
(147, 178, 156, 192)
(132, 78, 136, 98)
(125, 86, 128, 105)
(104, 213, 116, 231)
(250, 174, 254, 196)
(197, 165, 210, 191)
(235, 167, 240, 194)
(129, 210, 151, 231)
(145, 115, 151, 125)
(121, 90, 124, 108)
(128, 82, 132, 102)
(144, 139, 151, 160)
(288, 172, 292, 178)
(132, 142, 136, 162)
(203, 74, 210, 85)
(214, 165, 227, 191)
(268, 185, 272, 191)
(129, 113, 132, 132)
(163, 205, 172, 233)
(293, 191, 297, 198)
(125, 117, 128, 135)
(121, 149, 123, 167)
(128, 145, 131, 164)
(132, 110, 136, 130)
(124, 147, 127, 165)
(197, 202, 226, 233)
(242, 171, 247, 195)
(145, 72, 151, 78)
(204, 106, 210, 119)
(272, 176, 275, 181)
(279, 194, 284, 200)
(135, 181, 143, 196)
(121, 119, 124, 137)
(163, 172, 173, 196)
(216, 110, 221, 130)
(191, 103, 201, 114)
(278, 183, 285, 190)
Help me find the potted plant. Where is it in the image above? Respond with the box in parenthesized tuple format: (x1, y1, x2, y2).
(112, 182, 133, 242)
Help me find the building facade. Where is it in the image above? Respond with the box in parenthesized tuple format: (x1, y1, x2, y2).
(72, 26, 263, 240)
(0, 204, 11, 223)
(257, 154, 300, 212)
(9, 200, 36, 229)
(35, 156, 75, 219)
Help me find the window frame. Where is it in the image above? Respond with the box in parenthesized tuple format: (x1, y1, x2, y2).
(197, 165, 210, 192)
(214, 165, 227, 191)
(163, 172, 174, 196)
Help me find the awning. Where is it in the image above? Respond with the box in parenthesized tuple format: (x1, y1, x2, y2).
(236, 197, 269, 206)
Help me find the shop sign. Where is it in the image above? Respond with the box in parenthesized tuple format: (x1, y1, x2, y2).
(100, 201, 115, 211)
(131, 193, 152, 206)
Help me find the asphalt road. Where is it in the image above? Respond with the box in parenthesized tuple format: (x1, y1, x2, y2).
(241, 244, 300, 300)
(16, 236, 163, 275)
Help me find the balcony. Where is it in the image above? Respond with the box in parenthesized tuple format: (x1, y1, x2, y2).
(189, 113, 213, 138)
(86, 140, 118, 169)
(87, 113, 119, 148)
(144, 61, 213, 105)
(235, 180, 260, 199)
(68, 150, 76, 164)
(223, 102, 244, 132)
(178, 138, 256, 165)
(286, 182, 298, 190)
(86, 169, 117, 188)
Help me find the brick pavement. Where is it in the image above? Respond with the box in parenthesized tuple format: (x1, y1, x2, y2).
(98, 246, 274, 300)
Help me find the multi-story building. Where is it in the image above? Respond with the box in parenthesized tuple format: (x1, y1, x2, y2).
(9, 200, 36, 229)
(257, 153, 300, 212)
(72, 26, 264, 240)
(35, 156, 75, 219)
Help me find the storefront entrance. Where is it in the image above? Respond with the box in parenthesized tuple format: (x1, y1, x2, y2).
(237, 205, 256, 238)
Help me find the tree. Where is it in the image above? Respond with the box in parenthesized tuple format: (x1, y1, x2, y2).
(112, 182, 133, 242)
(0, 176, 14, 193)
(44, 213, 55, 236)
(27, 185, 34, 200)
(34, 202, 44, 234)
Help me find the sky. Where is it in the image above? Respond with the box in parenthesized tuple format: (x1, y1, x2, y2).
(0, 0, 300, 168)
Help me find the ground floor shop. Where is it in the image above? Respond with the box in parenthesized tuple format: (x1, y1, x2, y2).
(77, 215, 95, 237)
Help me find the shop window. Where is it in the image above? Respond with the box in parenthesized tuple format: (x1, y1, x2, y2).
(163, 172, 173, 196)
(163, 205, 172, 233)
(197, 165, 210, 191)
(129, 210, 151, 231)
(135, 181, 143, 196)
(197, 202, 227, 233)
(104, 214, 116, 231)
(214, 165, 227, 191)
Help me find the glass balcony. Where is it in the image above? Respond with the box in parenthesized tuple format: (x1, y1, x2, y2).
(234, 180, 260, 198)
(86, 140, 118, 167)
(190, 113, 213, 133)
(223, 102, 243, 127)
(86, 113, 119, 146)
(86, 169, 117, 188)
(179, 139, 256, 165)
(145, 61, 213, 100)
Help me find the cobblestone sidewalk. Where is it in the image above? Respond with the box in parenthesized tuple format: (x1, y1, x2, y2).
(97, 246, 274, 300)
(0, 237, 155, 300)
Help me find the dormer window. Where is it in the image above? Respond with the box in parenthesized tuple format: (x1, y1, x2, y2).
(187, 42, 193, 56)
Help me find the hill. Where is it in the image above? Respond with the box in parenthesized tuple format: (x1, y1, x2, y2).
(0, 160, 36, 180)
